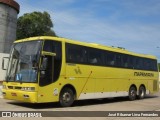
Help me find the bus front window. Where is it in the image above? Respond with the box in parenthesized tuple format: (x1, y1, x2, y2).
(6, 41, 42, 83)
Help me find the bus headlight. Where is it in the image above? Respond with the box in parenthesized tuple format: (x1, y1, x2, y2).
(21, 87, 35, 91)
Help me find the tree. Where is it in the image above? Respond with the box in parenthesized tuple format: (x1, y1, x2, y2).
(16, 11, 56, 39)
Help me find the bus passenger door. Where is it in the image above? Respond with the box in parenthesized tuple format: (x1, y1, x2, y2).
(38, 40, 62, 103)
(38, 54, 55, 102)
(39, 54, 54, 86)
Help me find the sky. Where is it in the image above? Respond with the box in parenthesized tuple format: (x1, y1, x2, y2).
(15, 0, 160, 61)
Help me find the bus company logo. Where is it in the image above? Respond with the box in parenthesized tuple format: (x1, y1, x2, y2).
(1, 112, 42, 117)
(134, 72, 154, 77)
(74, 67, 82, 74)
(2, 112, 11, 117)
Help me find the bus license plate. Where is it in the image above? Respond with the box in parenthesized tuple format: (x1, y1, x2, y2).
(11, 93, 17, 96)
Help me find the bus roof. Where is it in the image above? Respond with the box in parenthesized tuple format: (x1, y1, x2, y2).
(14, 36, 157, 60)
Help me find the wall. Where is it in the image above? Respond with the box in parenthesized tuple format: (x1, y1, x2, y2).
(0, 53, 9, 82)
(0, 1, 19, 53)
(0, 53, 9, 98)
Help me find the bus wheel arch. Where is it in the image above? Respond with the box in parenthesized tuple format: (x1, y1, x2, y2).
(138, 85, 146, 99)
(129, 84, 137, 101)
(59, 84, 76, 107)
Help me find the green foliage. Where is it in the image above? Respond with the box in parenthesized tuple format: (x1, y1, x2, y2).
(16, 11, 56, 39)
(158, 63, 160, 71)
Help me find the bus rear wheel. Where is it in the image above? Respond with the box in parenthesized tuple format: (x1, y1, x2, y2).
(59, 87, 75, 107)
(129, 86, 137, 101)
(138, 86, 146, 99)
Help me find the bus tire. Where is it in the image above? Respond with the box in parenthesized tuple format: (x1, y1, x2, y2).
(129, 86, 137, 101)
(138, 86, 146, 99)
(59, 87, 75, 107)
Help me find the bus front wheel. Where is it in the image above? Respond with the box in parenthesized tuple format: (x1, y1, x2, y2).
(59, 87, 75, 107)
(129, 86, 137, 101)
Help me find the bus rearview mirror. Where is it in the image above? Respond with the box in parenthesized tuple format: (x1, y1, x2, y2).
(41, 51, 56, 56)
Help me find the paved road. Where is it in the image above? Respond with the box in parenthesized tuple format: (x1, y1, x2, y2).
(0, 92, 160, 120)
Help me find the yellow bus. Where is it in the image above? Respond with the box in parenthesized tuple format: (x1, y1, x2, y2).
(2, 36, 159, 107)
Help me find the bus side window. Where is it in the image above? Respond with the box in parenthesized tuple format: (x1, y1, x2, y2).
(121, 55, 129, 68)
(66, 43, 87, 64)
(150, 59, 158, 71)
(88, 48, 103, 65)
(90, 58, 98, 64)
(115, 54, 122, 67)
(106, 53, 115, 66)
(128, 56, 133, 69)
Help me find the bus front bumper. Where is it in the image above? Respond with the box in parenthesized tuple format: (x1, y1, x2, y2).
(2, 89, 38, 103)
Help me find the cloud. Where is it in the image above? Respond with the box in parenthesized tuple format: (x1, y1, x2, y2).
(15, 0, 160, 60)
(53, 12, 160, 57)
(121, 0, 160, 16)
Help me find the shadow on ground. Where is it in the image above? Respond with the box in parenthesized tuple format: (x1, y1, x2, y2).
(7, 94, 159, 109)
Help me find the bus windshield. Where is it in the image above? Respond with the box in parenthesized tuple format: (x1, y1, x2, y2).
(6, 40, 42, 83)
